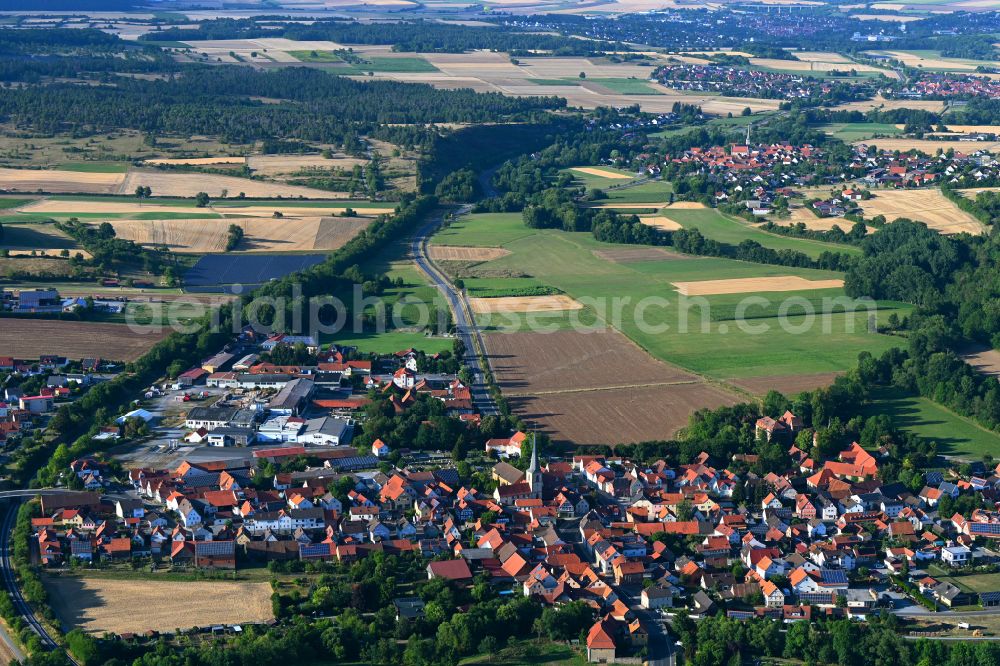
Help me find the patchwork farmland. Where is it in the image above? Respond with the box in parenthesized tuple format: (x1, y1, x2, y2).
(435, 210, 906, 441)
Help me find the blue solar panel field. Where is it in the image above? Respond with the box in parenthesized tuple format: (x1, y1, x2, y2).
(184, 254, 328, 293)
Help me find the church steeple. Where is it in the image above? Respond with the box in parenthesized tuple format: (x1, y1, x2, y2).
(527, 433, 542, 497)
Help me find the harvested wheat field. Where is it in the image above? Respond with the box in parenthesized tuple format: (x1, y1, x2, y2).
(663, 202, 707, 209)
(961, 345, 1000, 377)
(0, 320, 167, 361)
(672, 276, 844, 296)
(45, 577, 274, 635)
(592, 247, 689, 263)
(894, 124, 1000, 134)
(104, 216, 371, 253)
(143, 157, 246, 166)
(122, 170, 338, 199)
(469, 295, 582, 314)
(836, 95, 946, 114)
(857, 188, 985, 234)
(570, 167, 633, 180)
(247, 153, 367, 177)
(428, 246, 510, 261)
(853, 137, 1000, 153)
(0, 168, 125, 194)
(639, 215, 682, 231)
(485, 328, 739, 444)
(18, 199, 393, 219)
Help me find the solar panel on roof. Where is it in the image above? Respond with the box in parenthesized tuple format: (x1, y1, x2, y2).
(299, 543, 330, 557)
(821, 570, 849, 584)
(195, 541, 235, 556)
(979, 592, 1000, 602)
(970, 523, 1000, 534)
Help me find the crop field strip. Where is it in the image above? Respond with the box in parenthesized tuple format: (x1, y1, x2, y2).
(0, 320, 169, 361)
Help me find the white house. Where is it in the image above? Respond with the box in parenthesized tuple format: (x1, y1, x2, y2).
(372, 439, 390, 457)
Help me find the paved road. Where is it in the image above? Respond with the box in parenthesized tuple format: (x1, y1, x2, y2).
(411, 205, 498, 417)
(0, 499, 76, 664)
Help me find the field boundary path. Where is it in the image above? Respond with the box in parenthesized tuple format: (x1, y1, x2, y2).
(1, 499, 77, 665)
(412, 205, 498, 416)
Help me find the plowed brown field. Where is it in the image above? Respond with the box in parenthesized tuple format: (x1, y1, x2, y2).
(484, 329, 739, 444)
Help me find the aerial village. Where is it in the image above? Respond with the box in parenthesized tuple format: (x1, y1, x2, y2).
(21, 333, 1000, 663)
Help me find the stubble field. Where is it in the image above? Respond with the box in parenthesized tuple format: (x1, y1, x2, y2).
(857, 188, 984, 234)
(45, 577, 274, 635)
(104, 216, 371, 253)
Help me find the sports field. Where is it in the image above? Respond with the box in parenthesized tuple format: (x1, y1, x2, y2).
(862, 386, 1000, 460)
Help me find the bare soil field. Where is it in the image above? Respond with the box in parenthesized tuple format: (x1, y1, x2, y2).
(470, 295, 582, 314)
(428, 246, 510, 261)
(505, 382, 740, 446)
(485, 329, 739, 444)
(729, 372, 841, 396)
(672, 276, 844, 296)
(638, 215, 683, 231)
(857, 188, 985, 234)
(592, 247, 690, 263)
(122, 169, 338, 199)
(570, 167, 633, 179)
(0, 320, 167, 360)
(0, 168, 125, 194)
(45, 576, 274, 635)
(104, 216, 371, 253)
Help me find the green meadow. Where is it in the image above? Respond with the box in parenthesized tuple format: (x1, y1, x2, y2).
(862, 386, 1000, 460)
(663, 208, 862, 259)
(289, 50, 343, 63)
(589, 78, 662, 94)
(434, 212, 905, 381)
(821, 122, 903, 142)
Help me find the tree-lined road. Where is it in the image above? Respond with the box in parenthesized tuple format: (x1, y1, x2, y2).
(411, 205, 499, 417)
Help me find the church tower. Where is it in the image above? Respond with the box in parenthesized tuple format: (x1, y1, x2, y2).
(527, 433, 542, 498)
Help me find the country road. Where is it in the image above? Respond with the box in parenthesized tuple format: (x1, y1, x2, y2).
(0, 499, 77, 664)
(411, 205, 498, 417)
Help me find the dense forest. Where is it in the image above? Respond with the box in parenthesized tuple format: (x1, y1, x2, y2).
(0, 65, 563, 145)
